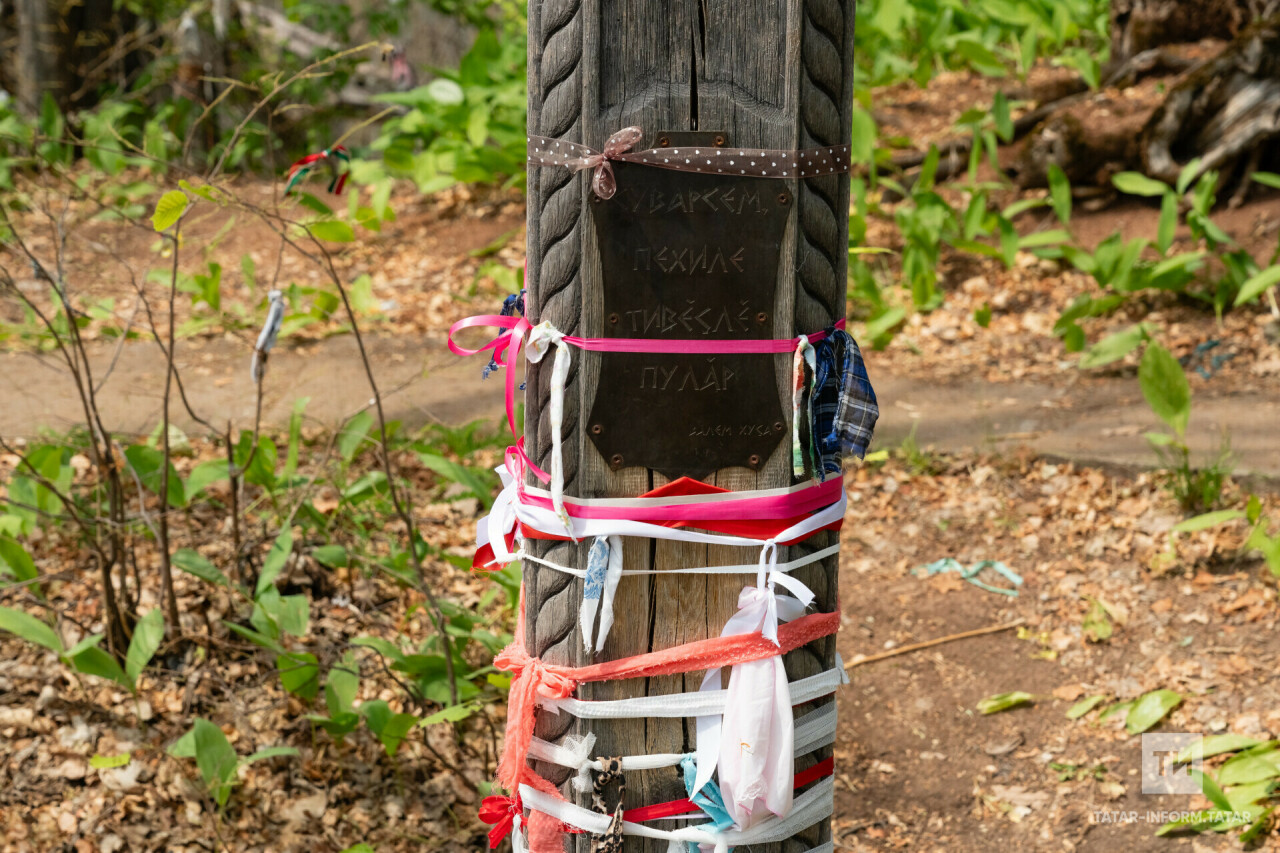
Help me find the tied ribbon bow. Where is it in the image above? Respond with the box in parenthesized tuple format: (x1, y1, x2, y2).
(284, 146, 350, 196)
(565, 126, 643, 200)
(493, 643, 579, 792)
(479, 795, 522, 848)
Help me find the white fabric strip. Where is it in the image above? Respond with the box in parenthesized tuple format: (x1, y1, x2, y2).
(515, 543, 841, 578)
(518, 776, 834, 850)
(542, 663, 845, 720)
(525, 703, 838, 794)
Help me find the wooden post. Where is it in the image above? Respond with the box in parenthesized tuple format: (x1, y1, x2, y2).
(523, 1, 854, 849)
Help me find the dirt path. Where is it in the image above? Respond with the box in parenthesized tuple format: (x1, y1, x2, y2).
(4, 333, 1275, 477)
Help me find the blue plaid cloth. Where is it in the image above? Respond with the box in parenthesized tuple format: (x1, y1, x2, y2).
(810, 327, 878, 476)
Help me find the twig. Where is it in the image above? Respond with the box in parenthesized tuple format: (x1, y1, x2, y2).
(844, 619, 1026, 670)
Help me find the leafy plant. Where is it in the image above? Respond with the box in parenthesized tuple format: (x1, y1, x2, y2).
(168, 719, 299, 808)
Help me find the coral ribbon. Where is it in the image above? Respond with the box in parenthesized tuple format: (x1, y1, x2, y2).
(493, 593, 840, 795)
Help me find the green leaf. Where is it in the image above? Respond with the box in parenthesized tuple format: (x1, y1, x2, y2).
(1047, 164, 1071, 225)
(1098, 700, 1134, 723)
(0, 605, 63, 652)
(70, 645, 130, 688)
(167, 728, 197, 758)
(1138, 343, 1190, 436)
(1078, 325, 1147, 369)
(1177, 159, 1204, 195)
(1172, 510, 1246, 533)
(192, 719, 238, 805)
(1175, 734, 1264, 764)
(1124, 689, 1182, 734)
(977, 691, 1034, 715)
(1191, 769, 1233, 812)
(0, 536, 38, 586)
(308, 221, 355, 243)
(325, 654, 360, 717)
(277, 651, 319, 699)
(426, 78, 464, 104)
(172, 548, 230, 588)
(1111, 172, 1168, 197)
(338, 410, 374, 463)
(257, 528, 294, 595)
(973, 303, 992, 328)
(420, 702, 477, 726)
(185, 459, 229, 501)
(151, 190, 189, 232)
(1066, 694, 1107, 720)
(311, 545, 348, 569)
(1218, 748, 1280, 786)
(90, 752, 131, 769)
(1239, 806, 1275, 843)
(125, 608, 164, 688)
(1155, 810, 1216, 836)
(992, 91, 1013, 143)
(123, 444, 185, 508)
(1083, 597, 1112, 642)
(1253, 172, 1280, 190)
(1233, 265, 1280, 307)
(417, 452, 497, 509)
(1156, 192, 1178, 255)
(242, 746, 299, 765)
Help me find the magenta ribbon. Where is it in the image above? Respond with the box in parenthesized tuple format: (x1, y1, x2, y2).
(516, 477, 844, 523)
(527, 129, 853, 199)
(448, 314, 847, 487)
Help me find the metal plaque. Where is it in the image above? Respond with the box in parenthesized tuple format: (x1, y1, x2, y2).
(587, 132, 790, 479)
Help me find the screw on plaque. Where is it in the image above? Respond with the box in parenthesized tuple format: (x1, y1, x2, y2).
(658, 135, 670, 147)
(609, 453, 624, 469)
(748, 454, 762, 467)
(608, 313, 620, 325)
(713, 135, 726, 146)
(591, 424, 603, 435)
(756, 312, 768, 324)
(778, 192, 790, 205)
(773, 421, 785, 433)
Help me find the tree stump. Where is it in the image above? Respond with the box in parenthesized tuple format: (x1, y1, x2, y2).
(523, 1, 855, 850)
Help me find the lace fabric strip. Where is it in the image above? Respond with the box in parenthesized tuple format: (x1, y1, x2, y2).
(526, 127, 852, 199)
(515, 542, 841, 578)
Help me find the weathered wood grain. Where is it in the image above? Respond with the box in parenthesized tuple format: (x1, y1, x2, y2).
(524, 1, 854, 849)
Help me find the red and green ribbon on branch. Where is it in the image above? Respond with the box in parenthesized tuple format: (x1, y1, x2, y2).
(284, 145, 351, 196)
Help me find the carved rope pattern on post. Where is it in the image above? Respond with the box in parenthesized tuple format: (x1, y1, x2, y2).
(526, 0, 586, 790)
(787, 1, 852, 849)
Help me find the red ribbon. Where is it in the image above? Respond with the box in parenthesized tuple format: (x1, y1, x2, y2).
(479, 794, 522, 848)
(618, 756, 837, 824)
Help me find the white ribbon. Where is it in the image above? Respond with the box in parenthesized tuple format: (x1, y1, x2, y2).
(542, 663, 845, 720)
(525, 704, 836, 793)
(518, 776, 835, 849)
(514, 542, 841, 578)
(691, 542, 813, 826)
(250, 289, 285, 383)
(523, 321, 573, 536)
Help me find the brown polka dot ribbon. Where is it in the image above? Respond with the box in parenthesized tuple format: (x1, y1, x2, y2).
(527, 127, 852, 200)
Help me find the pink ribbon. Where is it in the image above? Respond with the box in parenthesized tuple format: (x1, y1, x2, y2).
(515, 477, 843, 524)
